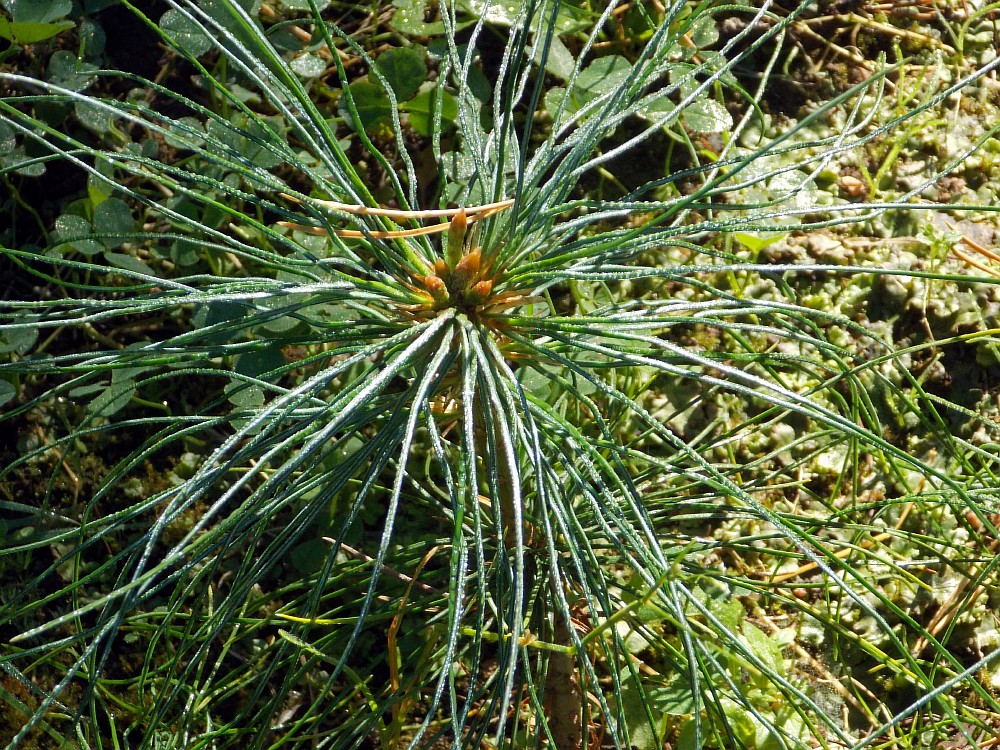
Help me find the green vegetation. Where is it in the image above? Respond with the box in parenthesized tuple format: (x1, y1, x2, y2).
(2, 0, 1000, 748)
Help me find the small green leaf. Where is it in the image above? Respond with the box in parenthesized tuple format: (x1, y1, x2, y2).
(401, 88, 458, 136)
(234, 346, 286, 382)
(79, 18, 105, 56)
(734, 232, 785, 252)
(54, 214, 102, 256)
(164, 116, 206, 150)
(0, 122, 14, 154)
(618, 676, 668, 750)
(461, 0, 520, 25)
(543, 86, 574, 119)
(0, 380, 15, 407)
(10, 0, 71, 23)
(649, 676, 698, 716)
(711, 597, 744, 633)
(139, 138, 159, 159)
(688, 15, 718, 47)
(290, 538, 329, 575)
(668, 63, 700, 99)
(195, 301, 248, 328)
(532, 32, 575, 80)
(681, 98, 732, 133)
(577, 55, 632, 97)
(46, 50, 98, 92)
(93, 198, 134, 249)
(517, 364, 553, 401)
(635, 96, 677, 126)
(676, 718, 701, 750)
(75, 100, 114, 133)
(720, 699, 757, 746)
(104, 252, 153, 276)
(160, 9, 213, 58)
(548, 56, 632, 123)
(341, 81, 393, 131)
(375, 47, 427, 101)
(2, 147, 45, 177)
(389, 0, 447, 36)
(552, 2, 592, 33)
(88, 382, 136, 417)
(0, 325, 37, 355)
(466, 63, 491, 102)
(698, 51, 737, 84)
(620, 581, 671, 625)
(290, 52, 327, 78)
(280, 0, 330, 9)
(69, 383, 106, 400)
(622, 3, 655, 39)
(226, 381, 264, 409)
(169, 238, 201, 266)
(88, 172, 114, 207)
(206, 114, 285, 169)
(0, 17, 73, 43)
(111, 347, 150, 385)
(741, 621, 784, 673)
(203, 0, 262, 15)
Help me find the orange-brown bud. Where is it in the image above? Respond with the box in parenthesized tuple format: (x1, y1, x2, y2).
(423, 274, 450, 304)
(451, 247, 482, 291)
(463, 278, 493, 306)
(455, 247, 481, 277)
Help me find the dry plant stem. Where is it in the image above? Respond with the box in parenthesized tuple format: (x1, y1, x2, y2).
(953, 248, 1000, 277)
(769, 502, 914, 583)
(280, 195, 515, 219)
(911, 519, 1000, 656)
(953, 232, 1000, 278)
(276, 198, 513, 239)
(277, 221, 466, 240)
(327, 540, 442, 594)
(793, 22, 873, 72)
(82, 322, 123, 350)
(841, 11, 956, 52)
(259, 4, 350, 62)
